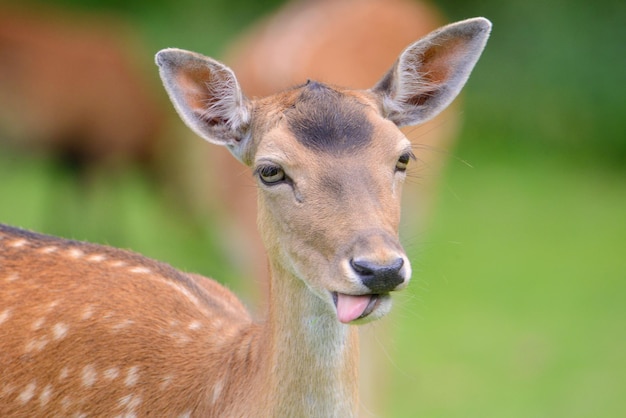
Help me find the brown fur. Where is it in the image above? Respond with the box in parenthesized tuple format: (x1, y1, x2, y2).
(0, 5, 163, 168)
(0, 225, 258, 416)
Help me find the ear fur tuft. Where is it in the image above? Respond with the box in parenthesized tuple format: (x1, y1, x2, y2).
(372, 17, 492, 127)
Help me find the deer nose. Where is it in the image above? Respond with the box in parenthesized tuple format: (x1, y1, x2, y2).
(350, 257, 405, 293)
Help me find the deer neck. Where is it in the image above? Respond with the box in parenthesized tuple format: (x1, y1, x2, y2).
(259, 261, 360, 417)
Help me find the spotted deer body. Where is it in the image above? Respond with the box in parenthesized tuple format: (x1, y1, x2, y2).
(0, 18, 490, 417)
(0, 225, 258, 416)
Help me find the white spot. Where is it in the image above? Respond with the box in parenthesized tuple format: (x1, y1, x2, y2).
(157, 278, 202, 309)
(10, 238, 27, 248)
(87, 254, 106, 262)
(129, 266, 151, 274)
(213, 318, 224, 330)
(67, 248, 84, 259)
(18, 381, 36, 404)
(112, 319, 134, 331)
(118, 394, 142, 413)
(212, 379, 224, 405)
(5, 272, 18, 282)
(47, 300, 60, 311)
(25, 337, 48, 352)
(0, 308, 11, 325)
(39, 384, 53, 407)
(110, 260, 127, 268)
(178, 412, 192, 418)
(159, 375, 173, 390)
(125, 366, 140, 387)
(32, 317, 45, 331)
(130, 396, 142, 409)
(52, 322, 69, 340)
(59, 367, 70, 380)
(81, 305, 94, 320)
(74, 413, 87, 418)
(40, 246, 58, 254)
(188, 320, 202, 331)
(81, 365, 97, 387)
(104, 367, 120, 380)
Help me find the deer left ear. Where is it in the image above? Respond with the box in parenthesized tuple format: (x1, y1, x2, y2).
(156, 48, 251, 162)
(372, 17, 492, 127)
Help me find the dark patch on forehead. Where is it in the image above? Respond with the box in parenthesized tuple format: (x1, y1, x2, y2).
(286, 81, 373, 153)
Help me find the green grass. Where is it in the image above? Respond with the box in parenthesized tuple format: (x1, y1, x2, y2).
(387, 147, 626, 417)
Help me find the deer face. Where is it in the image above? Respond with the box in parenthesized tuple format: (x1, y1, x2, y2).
(250, 82, 412, 322)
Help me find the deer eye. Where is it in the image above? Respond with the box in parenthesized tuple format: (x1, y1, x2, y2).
(395, 151, 415, 172)
(256, 164, 286, 185)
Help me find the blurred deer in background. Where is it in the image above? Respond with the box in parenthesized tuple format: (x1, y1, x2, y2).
(0, 5, 164, 171)
(211, 0, 466, 413)
(0, 18, 490, 417)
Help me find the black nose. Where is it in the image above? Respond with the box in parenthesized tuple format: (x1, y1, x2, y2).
(350, 258, 405, 293)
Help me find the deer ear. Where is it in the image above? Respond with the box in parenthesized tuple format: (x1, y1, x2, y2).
(156, 48, 251, 161)
(372, 17, 492, 127)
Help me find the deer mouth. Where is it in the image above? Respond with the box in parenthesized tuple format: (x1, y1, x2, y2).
(332, 292, 382, 323)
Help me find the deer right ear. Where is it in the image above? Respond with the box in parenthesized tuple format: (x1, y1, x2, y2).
(372, 17, 492, 127)
(156, 48, 251, 162)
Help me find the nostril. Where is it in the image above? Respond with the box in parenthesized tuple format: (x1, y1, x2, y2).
(350, 257, 405, 293)
(350, 259, 375, 277)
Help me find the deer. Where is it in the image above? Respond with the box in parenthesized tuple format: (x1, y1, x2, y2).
(0, 4, 164, 171)
(0, 17, 491, 417)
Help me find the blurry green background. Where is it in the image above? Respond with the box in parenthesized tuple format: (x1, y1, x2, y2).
(1, 0, 624, 417)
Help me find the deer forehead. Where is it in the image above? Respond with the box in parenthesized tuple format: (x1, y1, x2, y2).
(252, 82, 410, 173)
(285, 81, 374, 153)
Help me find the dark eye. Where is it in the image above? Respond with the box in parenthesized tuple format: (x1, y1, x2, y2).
(395, 152, 414, 172)
(257, 164, 286, 185)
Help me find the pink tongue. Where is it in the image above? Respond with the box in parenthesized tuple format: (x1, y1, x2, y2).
(336, 293, 372, 323)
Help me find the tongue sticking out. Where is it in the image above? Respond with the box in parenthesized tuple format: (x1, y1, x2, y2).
(335, 293, 373, 323)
